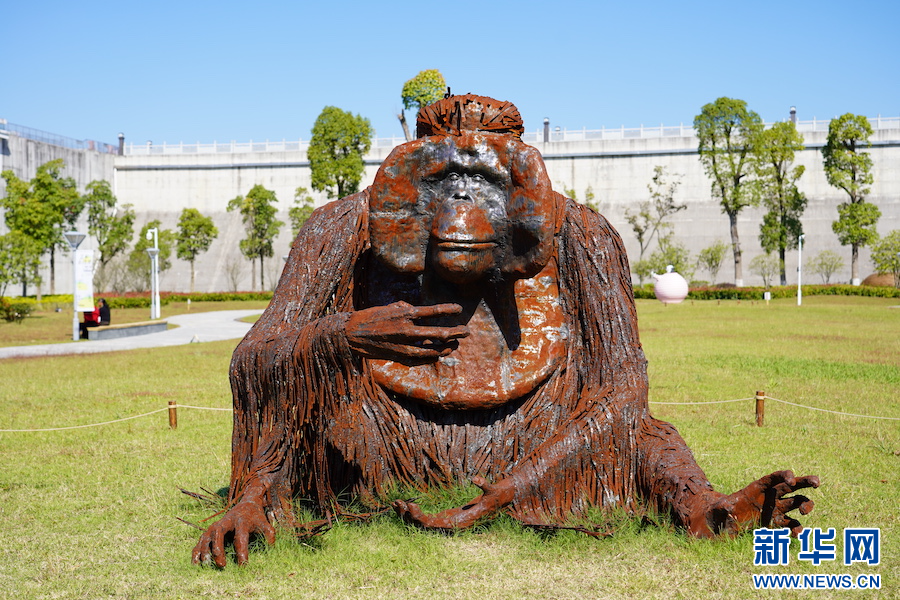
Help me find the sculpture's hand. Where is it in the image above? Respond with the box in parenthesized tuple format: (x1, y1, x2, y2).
(392, 476, 514, 530)
(346, 302, 470, 363)
(688, 470, 820, 538)
(191, 500, 276, 567)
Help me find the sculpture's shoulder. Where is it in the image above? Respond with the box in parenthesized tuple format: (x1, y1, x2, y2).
(297, 191, 369, 241)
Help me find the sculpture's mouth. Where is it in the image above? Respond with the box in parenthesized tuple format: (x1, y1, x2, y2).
(434, 239, 497, 251)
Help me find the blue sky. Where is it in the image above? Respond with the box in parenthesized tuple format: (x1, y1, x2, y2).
(4, 0, 898, 146)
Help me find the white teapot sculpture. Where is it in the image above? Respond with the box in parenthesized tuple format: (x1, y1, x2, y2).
(652, 265, 688, 304)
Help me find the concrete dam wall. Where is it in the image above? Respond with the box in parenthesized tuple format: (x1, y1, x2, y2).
(3, 119, 898, 294)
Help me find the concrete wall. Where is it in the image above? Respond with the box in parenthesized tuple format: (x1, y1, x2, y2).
(3, 125, 898, 295)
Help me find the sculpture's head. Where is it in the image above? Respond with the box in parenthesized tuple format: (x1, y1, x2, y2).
(369, 95, 564, 285)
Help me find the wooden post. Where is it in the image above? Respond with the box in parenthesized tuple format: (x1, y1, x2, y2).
(168, 401, 178, 430)
(755, 391, 765, 427)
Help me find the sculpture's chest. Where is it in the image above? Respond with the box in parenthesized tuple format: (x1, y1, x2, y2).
(367, 261, 568, 410)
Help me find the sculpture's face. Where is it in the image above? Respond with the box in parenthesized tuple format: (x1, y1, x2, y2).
(369, 132, 562, 284)
(427, 158, 509, 284)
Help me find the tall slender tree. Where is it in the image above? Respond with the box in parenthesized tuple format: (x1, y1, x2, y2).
(176, 208, 218, 293)
(753, 121, 807, 285)
(288, 187, 315, 238)
(397, 69, 446, 142)
(822, 113, 878, 285)
(227, 185, 283, 290)
(694, 98, 763, 287)
(308, 107, 373, 199)
(84, 179, 135, 291)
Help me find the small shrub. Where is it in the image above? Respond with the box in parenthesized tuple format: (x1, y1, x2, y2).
(0, 298, 34, 323)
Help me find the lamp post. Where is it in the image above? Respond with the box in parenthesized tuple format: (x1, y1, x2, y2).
(64, 231, 87, 341)
(797, 234, 805, 306)
(146, 228, 160, 319)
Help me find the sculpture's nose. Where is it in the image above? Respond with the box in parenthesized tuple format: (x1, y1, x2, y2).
(452, 177, 471, 201)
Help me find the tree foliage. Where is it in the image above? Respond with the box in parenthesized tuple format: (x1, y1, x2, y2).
(806, 249, 844, 284)
(84, 179, 135, 269)
(749, 253, 781, 288)
(754, 121, 807, 285)
(633, 234, 693, 283)
(289, 187, 315, 238)
(176, 208, 219, 293)
(127, 220, 175, 292)
(308, 106, 373, 200)
(870, 230, 900, 288)
(227, 185, 283, 290)
(1, 159, 83, 295)
(694, 98, 763, 286)
(0, 231, 43, 297)
(696, 240, 729, 284)
(398, 69, 446, 142)
(822, 113, 878, 284)
(625, 166, 685, 265)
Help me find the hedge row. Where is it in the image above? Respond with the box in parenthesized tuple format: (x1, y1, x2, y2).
(5, 285, 898, 310)
(633, 284, 900, 301)
(4, 291, 274, 310)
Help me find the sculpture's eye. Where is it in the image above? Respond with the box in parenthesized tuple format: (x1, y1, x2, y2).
(446, 172, 460, 182)
(471, 173, 485, 183)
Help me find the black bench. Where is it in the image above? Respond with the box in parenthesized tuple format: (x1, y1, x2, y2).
(87, 320, 168, 340)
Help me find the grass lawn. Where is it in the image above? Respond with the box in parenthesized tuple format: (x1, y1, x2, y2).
(0, 296, 896, 599)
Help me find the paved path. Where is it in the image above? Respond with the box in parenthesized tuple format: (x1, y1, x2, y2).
(0, 310, 262, 359)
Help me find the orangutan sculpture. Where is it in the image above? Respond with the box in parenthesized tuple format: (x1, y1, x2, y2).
(192, 94, 818, 567)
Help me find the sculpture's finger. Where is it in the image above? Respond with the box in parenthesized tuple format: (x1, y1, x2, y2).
(388, 325, 470, 342)
(211, 523, 228, 568)
(776, 494, 814, 516)
(408, 303, 463, 318)
(743, 470, 795, 501)
(260, 519, 277, 546)
(191, 533, 210, 565)
(234, 525, 250, 566)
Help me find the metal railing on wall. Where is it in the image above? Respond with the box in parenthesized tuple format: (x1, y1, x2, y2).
(0, 120, 118, 154)
(120, 115, 899, 157)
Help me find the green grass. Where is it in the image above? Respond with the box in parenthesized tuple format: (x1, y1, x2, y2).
(0, 296, 897, 599)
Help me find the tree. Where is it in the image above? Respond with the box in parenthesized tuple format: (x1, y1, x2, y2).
(1, 159, 83, 295)
(83, 179, 135, 291)
(308, 106, 373, 200)
(749, 253, 781, 288)
(624, 166, 685, 266)
(806, 249, 844, 284)
(822, 113, 879, 285)
(289, 187, 315, 238)
(696, 240, 729, 285)
(870, 230, 900, 288)
(176, 208, 219, 293)
(635, 233, 694, 283)
(0, 231, 42, 297)
(754, 121, 807, 285)
(398, 69, 446, 142)
(694, 98, 763, 287)
(227, 185, 283, 291)
(127, 220, 175, 292)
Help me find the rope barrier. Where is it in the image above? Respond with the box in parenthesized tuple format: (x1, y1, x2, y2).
(0, 403, 232, 432)
(765, 396, 900, 421)
(2, 394, 897, 433)
(650, 397, 753, 405)
(0, 408, 170, 432)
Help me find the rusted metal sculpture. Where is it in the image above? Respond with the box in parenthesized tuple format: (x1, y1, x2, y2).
(192, 95, 818, 567)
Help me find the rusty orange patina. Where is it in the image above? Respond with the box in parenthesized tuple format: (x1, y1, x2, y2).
(192, 94, 818, 568)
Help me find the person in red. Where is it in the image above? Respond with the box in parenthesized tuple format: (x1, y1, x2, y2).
(79, 298, 110, 338)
